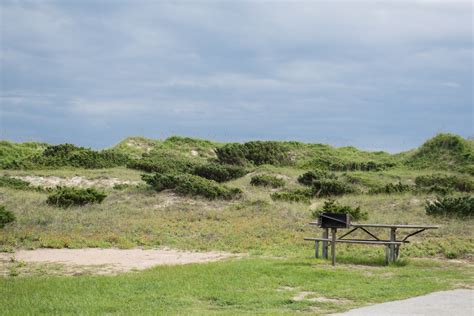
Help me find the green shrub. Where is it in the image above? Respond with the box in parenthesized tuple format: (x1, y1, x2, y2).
(128, 154, 196, 174)
(142, 173, 242, 200)
(46, 187, 107, 208)
(0, 206, 15, 228)
(425, 195, 474, 218)
(406, 133, 474, 172)
(415, 174, 473, 193)
(310, 179, 355, 197)
(298, 169, 337, 186)
(306, 156, 396, 172)
(192, 163, 247, 182)
(270, 189, 312, 203)
(250, 175, 285, 188)
(369, 182, 413, 194)
(311, 200, 368, 221)
(7, 143, 130, 169)
(216, 141, 290, 166)
(112, 184, 131, 190)
(0, 176, 31, 190)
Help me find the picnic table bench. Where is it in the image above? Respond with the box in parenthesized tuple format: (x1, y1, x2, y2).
(304, 216, 438, 265)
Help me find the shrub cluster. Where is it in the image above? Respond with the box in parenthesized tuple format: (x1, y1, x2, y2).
(415, 174, 473, 194)
(297, 169, 337, 186)
(369, 182, 413, 194)
(216, 141, 290, 166)
(46, 187, 107, 208)
(298, 170, 354, 197)
(250, 175, 285, 188)
(0, 176, 31, 190)
(0, 206, 15, 228)
(310, 179, 355, 197)
(192, 163, 247, 182)
(307, 157, 395, 172)
(311, 200, 368, 221)
(270, 189, 312, 203)
(425, 195, 473, 218)
(7, 144, 130, 169)
(142, 173, 242, 200)
(127, 153, 196, 174)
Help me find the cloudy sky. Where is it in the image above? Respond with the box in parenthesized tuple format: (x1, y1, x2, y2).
(1, 0, 472, 152)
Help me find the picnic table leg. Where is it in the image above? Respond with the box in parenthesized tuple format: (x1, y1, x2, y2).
(322, 228, 329, 259)
(331, 228, 337, 266)
(389, 228, 397, 263)
(315, 241, 319, 258)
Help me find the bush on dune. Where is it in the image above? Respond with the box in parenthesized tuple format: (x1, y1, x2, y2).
(311, 199, 368, 221)
(142, 173, 242, 200)
(415, 174, 473, 193)
(250, 175, 285, 188)
(6, 143, 130, 169)
(0, 206, 15, 228)
(192, 163, 247, 182)
(46, 187, 107, 208)
(425, 195, 473, 218)
(216, 141, 290, 166)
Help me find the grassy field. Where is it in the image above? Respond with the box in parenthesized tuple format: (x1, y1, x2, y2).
(1, 257, 472, 315)
(0, 134, 473, 314)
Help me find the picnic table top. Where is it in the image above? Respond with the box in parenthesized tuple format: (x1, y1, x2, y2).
(308, 222, 439, 229)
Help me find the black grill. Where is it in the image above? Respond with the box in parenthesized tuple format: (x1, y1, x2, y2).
(319, 213, 351, 229)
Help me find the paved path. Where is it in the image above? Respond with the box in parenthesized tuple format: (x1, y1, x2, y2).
(332, 289, 473, 316)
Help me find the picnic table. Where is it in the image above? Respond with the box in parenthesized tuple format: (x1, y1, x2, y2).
(305, 221, 439, 265)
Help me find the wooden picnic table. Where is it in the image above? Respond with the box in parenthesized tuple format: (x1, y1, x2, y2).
(305, 222, 439, 265)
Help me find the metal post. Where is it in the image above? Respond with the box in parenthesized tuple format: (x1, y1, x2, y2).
(331, 228, 337, 266)
(315, 241, 319, 258)
(322, 228, 329, 259)
(389, 228, 396, 263)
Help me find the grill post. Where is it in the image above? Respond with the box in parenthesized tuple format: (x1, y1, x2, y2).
(331, 228, 337, 266)
(322, 228, 329, 259)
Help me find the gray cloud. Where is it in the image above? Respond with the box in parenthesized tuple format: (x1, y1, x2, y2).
(1, 0, 472, 151)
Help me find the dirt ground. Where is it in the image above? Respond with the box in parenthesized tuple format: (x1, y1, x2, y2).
(12, 175, 140, 188)
(0, 248, 237, 275)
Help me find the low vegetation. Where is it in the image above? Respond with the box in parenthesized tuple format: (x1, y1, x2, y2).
(369, 182, 412, 194)
(311, 199, 368, 221)
(415, 174, 473, 193)
(5, 144, 130, 170)
(297, 169, 337, 186)
(0, 206, 15, 228)
(250, 174, 285, 188)
(142, 173, 242, 200)
(46, 187, 107, 208)
(216, 141, 290, 166)
(192, 163, 247, 183)
(425, 195, 474, 218)
(271, 189, 311, 203)
(0, 176, 31, 190)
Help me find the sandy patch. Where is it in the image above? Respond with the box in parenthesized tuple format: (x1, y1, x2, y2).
(291, 291, 351, 304)
(12, 175, 140, 188)
(0, 248, 236, 275)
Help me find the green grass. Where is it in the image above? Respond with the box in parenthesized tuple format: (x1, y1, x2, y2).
(1, 257, 472, 315)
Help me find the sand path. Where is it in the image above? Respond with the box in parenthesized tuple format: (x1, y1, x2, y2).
(0, 248, 236, 275)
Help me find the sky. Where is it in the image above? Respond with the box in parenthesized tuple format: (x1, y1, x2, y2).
(0, 0, 472, 152)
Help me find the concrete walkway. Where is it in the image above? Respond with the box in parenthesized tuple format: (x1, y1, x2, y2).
(332, 289, 473, 316)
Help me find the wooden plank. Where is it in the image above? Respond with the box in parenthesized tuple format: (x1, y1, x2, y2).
(304, 238, 403, 245)
(351, 224, 439, 229)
